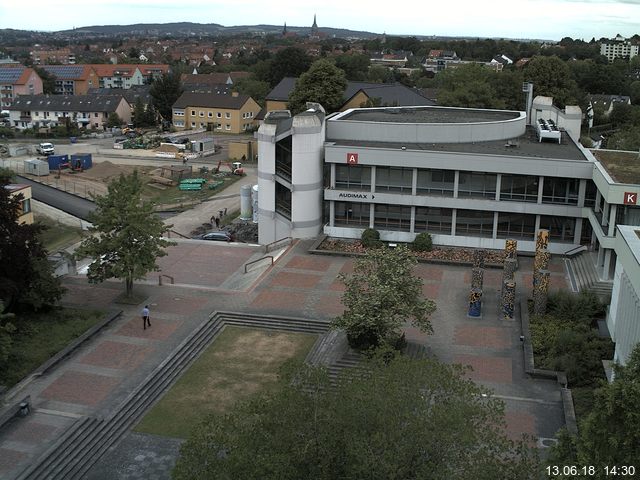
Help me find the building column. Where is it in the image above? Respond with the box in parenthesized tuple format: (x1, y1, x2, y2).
(597, 245, 605, 271)
(578, 179, 587, 207)
(412, 168, 417, 196)
(451, 209, 457, 236)
(608, 204, 618, 237)
(329, 201, 335, 227)
(495, 174, 502, 201)
(369, 203, 374, 228)
(330, 163, 335, 188)
(492, 212, 499, 238)
(602, 201, 610, 228)
(453, 171, 460, 199)
(410, 206, 416, 233)
(535, 214, 541, 233)
(537, 176, 544, 204)
(595, 190, 602, 213)
(603, 249, 612, 280)
(370, 166, 376, 193)
(574, 218, 583, 245)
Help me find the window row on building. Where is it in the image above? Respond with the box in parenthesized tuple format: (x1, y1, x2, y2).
(333, 164, 595, 207)
(332, 201, 580, 243)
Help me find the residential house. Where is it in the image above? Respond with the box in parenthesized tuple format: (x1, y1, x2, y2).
(172, 91, 260, 133)
(600, 35, 639, 63)
(8, 94, 131, 130)
(260, 77, 434, 119)
(370, 51, 410, 68)
(91, 64, 169, 89)
(422, 50, 460, 73)
(490, 54, 513, 68)
(589, 94, 632, 117)
(181, 72, 250, 89)
(39, 65, 99, 95)
(89, 85, 152, 119)
(30, 48, 76, 65)
(6, 184, 33, 225)
(0, 66, 43, 109)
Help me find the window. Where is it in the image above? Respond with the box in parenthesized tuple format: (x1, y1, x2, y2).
(94, 112, 99, 117)
(539, 215, 575, 242)
(225, 124, 231, 130)
(335, 165, 371, 190)
(416, 169, 454, 196)
(456, 209, 494, 238)
(500, 174, 539, 202)
(216, 123, 222, 130)
(250, 111, 254, 118)
(19, 198, 31, 215)
(374, 204, 412, 231)
(496, 213, 536, 240)
(335, 201, 369, 227)
(191, 110, 196, 116)
(200, 123, 205, 128)
(415, 207, 452, 235)
(457, 171, 497, 199)
(199, 111, 204, 117)
(542, 177, 579, 205)
(208, 112, 213, 118)
(584, 180, 597, 207)
(375, 166, 413, 193)
(191, 122, 196, 128)
(217, 112, 221, 118)
(174, 120, 184, 127)
(225, 112, 231, 119)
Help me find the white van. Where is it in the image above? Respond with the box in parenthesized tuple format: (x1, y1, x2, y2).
(37, 142, 55, 156)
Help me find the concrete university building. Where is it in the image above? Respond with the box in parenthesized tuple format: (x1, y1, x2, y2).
(256, 98, 640, 364)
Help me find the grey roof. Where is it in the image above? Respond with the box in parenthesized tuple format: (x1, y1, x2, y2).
(173, 91, 252, 110)
(184, 84, 232, 95)
(330, 127, 587, 162)
(0, 66, 26, 84)
(265, 77, 435, 107)
(8, 94, 125, 113)
(88, 85, 152, 104)
(589, 94, 631, 110)
(39, 65, 85, 80)
(338, 106, 519, 124)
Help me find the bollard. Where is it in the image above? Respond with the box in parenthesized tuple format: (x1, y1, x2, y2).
(502, 280, 516, 320)
(471, 267, 484, 290)
(468, 288, 482, 318)
(533, 270, 551, 316)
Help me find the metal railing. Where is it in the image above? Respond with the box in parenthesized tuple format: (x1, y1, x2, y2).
(158, 274, 174, 285)
(564, 245, 588, 257)
(264, 236, 292, 253)
(244, 255, 274, 273)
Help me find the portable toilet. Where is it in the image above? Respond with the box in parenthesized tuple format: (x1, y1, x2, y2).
(23, 158, 50, 176)
(47, 154, 69, 170)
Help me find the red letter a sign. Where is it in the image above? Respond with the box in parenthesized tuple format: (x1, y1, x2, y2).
(347, 153, 358, 165)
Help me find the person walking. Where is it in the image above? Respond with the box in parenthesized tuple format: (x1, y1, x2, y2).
(214, 216, 220, 229)
(142, 305, 151, 330)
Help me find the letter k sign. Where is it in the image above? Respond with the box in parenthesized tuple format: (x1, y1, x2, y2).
(624, 192, 637, 205)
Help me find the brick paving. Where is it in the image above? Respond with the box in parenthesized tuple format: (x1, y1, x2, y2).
(0, 240, 572, 479)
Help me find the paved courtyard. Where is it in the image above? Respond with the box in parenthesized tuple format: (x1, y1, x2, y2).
(0, 240, 569, 479)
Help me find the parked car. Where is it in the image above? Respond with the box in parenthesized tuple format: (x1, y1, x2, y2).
(36, 142, 55, 156)
(200, 231, 233, 242)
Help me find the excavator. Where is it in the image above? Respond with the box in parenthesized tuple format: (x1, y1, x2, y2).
(214, 160, 244, 175)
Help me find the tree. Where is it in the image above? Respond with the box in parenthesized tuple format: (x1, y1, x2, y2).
(0, 169, 64, 312)
(331, 245, 436, 349)
(287, 60, 347, 114)
(549, 343, 640, 475)
(132, 97, 146, 127)
(75, 171, 174, 297)
(524, 56, 580, 107)
(150, 72, 184, 122)
(334, 53, 370, 81)
(233, 78, 270, 105)
(106, 112, 121, 128)
(268, 46, 312, 86)
(33, 66, 57, 94)
(173, 355, 540, 480)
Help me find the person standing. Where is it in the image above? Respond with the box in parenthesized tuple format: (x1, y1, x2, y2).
(142, 305, 151, 330)
(214, 216, 220, 229)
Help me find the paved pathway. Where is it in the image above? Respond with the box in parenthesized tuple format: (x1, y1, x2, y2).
(0, 241, 570, 479)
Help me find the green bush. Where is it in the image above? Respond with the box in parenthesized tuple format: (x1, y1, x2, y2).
(412, 232, 433, 252)
(546, 290, 606, 324)
(361, 228, 382, 248)
(0, 126, 15, 138)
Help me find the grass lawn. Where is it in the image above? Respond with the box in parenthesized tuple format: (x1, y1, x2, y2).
(36, 215, 84, 252)
(134, 326, 317, 439)
(0, 307, 104, 388)
(144, 173, 242, 211)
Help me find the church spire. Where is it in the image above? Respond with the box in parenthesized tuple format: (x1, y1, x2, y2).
(312, 14, 318, 28)
(283, 22, 287, 35)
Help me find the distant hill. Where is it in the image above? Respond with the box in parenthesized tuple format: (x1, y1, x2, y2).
(55, 22, 380, 39)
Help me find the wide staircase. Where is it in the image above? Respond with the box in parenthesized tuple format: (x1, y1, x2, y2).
(565, 252, 613, 299)
(16, 312, 330, 480)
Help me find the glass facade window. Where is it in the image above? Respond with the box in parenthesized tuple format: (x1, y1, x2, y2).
(542, 177, 579, 205)
(539, 215, 576, 242)
(375, 167, 413, 193)
(584, 180, 597, 208)
(456, 209, 494, 238)
(496, 213, 536, 240)
(416, 169, 455, 196)
(457, 171, 497, 199)
(374, 205, 412, 231)
(335, 165, 372, 190)
(415, 207, 453, 235)
(500, 174, 539, 202)
(335, 202, 370, 227)
(275, 136, 292, 182)
(275, 182, 291, 220)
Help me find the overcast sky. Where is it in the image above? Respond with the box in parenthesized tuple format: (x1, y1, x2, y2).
(1, 0, 639, 41)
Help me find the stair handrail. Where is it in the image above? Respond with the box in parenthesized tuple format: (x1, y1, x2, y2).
(264, 236, 292, 253)
(166, 229, 190, 239)
(244, 255, 274, 273)
(564, 245, 587, 257)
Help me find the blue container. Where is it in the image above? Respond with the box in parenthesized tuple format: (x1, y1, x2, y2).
(47, 154, 69, 170)
(69, 136, 77, 144)
(70, 153, 92, 170)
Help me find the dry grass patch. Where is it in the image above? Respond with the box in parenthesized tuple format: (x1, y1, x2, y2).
(134, 326, 317, 439)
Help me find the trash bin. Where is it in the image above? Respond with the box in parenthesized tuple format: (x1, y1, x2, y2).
(69, 137, 77, 144)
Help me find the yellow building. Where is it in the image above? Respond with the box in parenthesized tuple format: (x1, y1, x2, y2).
(6, 184, 33, 225)
(172, 92, 261, 134)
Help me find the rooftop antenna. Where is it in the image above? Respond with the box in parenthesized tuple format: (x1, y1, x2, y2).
(522, 82, 533, 125)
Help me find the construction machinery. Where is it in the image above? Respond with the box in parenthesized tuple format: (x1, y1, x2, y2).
(214, 161, 244, 176)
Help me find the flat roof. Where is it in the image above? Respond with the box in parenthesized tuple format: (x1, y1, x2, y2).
(590, 150, 640, 184)
(329, 126, 588, 161)
(336, 106, 521, 124)
(619, 225, 640, 267)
